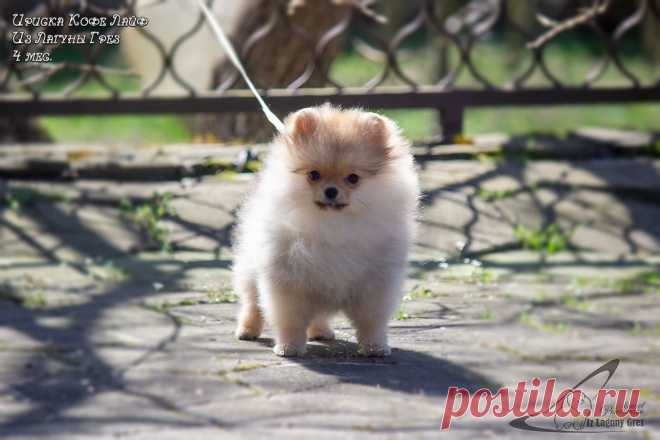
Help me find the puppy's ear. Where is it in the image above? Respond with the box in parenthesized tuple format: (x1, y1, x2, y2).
(364, 113, 386, 145)
(363, 113, 391, 156)
(288, 108, 318, 141)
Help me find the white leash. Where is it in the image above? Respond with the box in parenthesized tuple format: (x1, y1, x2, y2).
(196, 0, 286, 134)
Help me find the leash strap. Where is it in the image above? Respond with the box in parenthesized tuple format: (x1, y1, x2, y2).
(197, 0, 286, 133)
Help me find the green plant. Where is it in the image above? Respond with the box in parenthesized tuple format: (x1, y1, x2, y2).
(146, 296, 225, 315)
(0, 283, 48, 309)
(2, 188, 37, 211)
(221, 362, 267, 374)
(22, 292, 47, 309)
(646, 140, 660, 157)
(518, 310, 568, 334)
(534, 271, 557, 283)
(245, 160, 262, 173)
(404, 287, 436, 301)
(214, 169, 240, 181)
(639, 270, 660, 289)
(147, 300, 173, 314)
(473, 269, 497, 284)
(120, 192, 176, 252)
(480, 308, 496, 320)
(395, 308, 412, 321)
(1, 187, 74, 212)
(514, 223, 569, 254)
(476, 187, 518, 202)
(476, 150, 509, 163)
(626, 321, 660, 337)
(533, 291, 549, 303)
(613, 269, 660, 295)
(561, 295, 590, 312)
(207, 289, 238, 304)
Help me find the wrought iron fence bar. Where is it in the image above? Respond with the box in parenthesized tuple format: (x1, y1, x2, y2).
(2, 0, 659, 145)
(2, 86, 659, 117)
(438, 104, 464, 142)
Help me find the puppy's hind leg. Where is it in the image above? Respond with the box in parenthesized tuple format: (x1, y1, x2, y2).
(235, 273, 264, 340)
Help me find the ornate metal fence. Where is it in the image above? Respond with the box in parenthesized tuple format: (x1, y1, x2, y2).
(1, 0, 659, 141)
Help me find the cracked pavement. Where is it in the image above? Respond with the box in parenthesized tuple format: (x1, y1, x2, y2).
(0, 157, 659, 439)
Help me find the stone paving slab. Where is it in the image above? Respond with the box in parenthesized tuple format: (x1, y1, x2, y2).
(2, 127, 658, 179)
(0, 158, 659, 439)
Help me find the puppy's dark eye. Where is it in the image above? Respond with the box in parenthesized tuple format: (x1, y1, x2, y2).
(346, 173, 360, 184)
(308, 170, 321, 181)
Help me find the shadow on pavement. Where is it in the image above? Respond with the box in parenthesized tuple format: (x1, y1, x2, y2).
(254, 338, 498, 396)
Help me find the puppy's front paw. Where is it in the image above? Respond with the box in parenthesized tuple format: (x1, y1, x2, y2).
(273, 343, 307, 357)
(358, 343, 391, 357)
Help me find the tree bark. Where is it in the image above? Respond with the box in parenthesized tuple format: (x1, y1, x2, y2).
(642, 0, 660, 64)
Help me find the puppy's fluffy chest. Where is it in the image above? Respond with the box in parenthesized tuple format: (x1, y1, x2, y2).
(275, 217, 392, 295)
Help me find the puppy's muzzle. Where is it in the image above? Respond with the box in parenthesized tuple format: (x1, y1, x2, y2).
(315, 201, 348, 210)
(315, 185, 348, 210)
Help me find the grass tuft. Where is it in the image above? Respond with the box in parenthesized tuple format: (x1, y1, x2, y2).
(119, 192, 176, 253)
(514, 223, 570, 254)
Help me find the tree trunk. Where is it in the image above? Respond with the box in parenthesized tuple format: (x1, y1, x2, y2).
(642, 0, 660, 64)
(190, 0, 351, 143)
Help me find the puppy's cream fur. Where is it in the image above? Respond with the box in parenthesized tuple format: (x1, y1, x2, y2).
(233, 105, 419, 357)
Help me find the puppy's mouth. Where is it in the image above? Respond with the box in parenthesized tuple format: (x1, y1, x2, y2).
(315, 201, 348, 211)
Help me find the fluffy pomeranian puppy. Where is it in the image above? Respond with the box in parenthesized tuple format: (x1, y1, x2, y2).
(232, 104, 419, 357)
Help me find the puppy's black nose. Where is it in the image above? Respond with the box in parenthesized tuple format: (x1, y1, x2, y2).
(324, 187, 338, 200)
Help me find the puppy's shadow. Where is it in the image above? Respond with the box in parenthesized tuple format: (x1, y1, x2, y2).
(255, 338, 497, 396)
